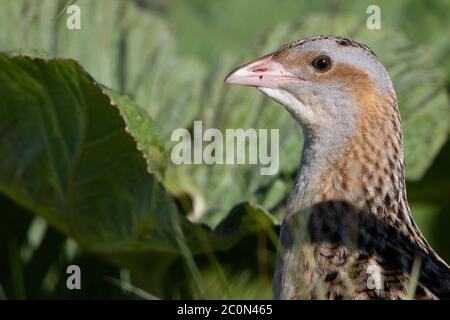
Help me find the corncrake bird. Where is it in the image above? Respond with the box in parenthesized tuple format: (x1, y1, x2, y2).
(225, 35, 450, 300)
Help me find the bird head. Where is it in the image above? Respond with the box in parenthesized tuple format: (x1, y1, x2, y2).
(225, 35, 395, 134)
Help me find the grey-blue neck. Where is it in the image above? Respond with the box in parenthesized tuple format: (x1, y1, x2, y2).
(285, 96, 359, 213)
(289, 125, 350, 213)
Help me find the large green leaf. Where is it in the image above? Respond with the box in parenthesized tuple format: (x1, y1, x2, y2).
(0, 53, 276, 257)
(0, 52, 166, 251)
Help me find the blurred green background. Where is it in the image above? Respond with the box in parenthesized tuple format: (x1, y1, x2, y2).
(0, 0, 449, 299)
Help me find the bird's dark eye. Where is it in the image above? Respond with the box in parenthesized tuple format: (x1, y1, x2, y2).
(311, 55, 333, 72)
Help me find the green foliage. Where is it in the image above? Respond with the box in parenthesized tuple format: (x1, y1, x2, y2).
(0, 52, 277, 298)
(0, 0, 449, 299)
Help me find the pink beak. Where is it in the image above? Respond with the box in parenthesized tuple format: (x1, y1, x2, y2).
(224, 53, 299, 88)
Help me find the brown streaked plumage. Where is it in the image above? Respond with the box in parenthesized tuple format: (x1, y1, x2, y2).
(225, 35, 450, 300)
